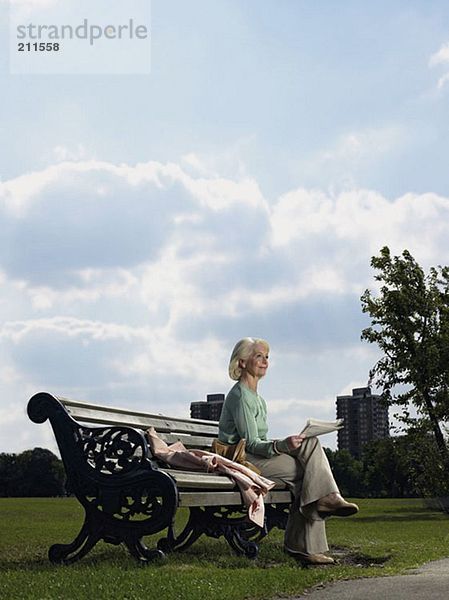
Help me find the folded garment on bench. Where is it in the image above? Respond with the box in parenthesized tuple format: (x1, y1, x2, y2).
(146, 427, 275, 527)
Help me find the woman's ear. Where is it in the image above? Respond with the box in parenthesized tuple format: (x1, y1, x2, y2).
(239, 358, 246, 369)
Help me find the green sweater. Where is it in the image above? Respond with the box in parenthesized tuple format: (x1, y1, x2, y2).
(218, 382, 289, 458)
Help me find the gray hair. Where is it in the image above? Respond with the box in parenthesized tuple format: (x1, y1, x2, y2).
(228, 337, 270, 381)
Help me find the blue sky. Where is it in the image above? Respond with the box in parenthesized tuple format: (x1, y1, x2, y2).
(1, 0, 449, 454)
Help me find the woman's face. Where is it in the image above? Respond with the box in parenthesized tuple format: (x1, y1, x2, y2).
(240, 343, 269, 379)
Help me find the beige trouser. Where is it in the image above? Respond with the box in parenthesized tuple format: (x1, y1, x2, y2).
(247, 437, 339, 554)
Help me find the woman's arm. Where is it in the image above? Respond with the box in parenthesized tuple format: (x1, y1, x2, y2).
(236, 399, 305, 455)
(234, 394, 275, 457)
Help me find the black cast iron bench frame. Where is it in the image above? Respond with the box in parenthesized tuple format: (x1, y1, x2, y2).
(27, 392, 292, 564)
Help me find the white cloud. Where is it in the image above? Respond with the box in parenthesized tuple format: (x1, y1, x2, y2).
(429, 41, 449, 90)
(181, 138, 256, 181)
(437, 73, 449, 90)
(271, 188, 333, 245)
(429, 42, 449, 67)
(0, 364, 21, 384)
(114, 336, 228, 388)
(0, 164, 61, 217)
(0, 396, 59, 455)
(25, 268, 139, 310)
(220, 265, 347, 317)
(184, 175, 267, 212)
(0, 159, 270, 294)
(270, 187, 449, 270)
(181, 153, 216, 177)
(0, 315, 228, 391)
(296, 126, 407, 187)
(139, 243, 230, 322)
(0, 158, 264, 218)
(52, 144, 89, 162)
(3, 159, 449, 325)
(326, 127, 404, 162)
(2, 157, 449, 453)
(0, 316, 146, 344)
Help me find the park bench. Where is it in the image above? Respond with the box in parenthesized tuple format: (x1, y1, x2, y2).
(27, 392, 292, 564)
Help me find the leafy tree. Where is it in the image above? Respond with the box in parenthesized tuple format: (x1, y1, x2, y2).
(327, 434, 436, 498)
(361, 437, 417, 498)
(0, 448, 65, 497)
(361, 247, 449, 493)
(0, 453, 17, 497)
(395, 425, 447, 498)
(325, 448, 365, 497)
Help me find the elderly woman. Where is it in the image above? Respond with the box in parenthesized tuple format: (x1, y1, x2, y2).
(218, 337, 358, 565)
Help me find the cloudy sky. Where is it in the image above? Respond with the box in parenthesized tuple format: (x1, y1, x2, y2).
(1, 0, 449, 455)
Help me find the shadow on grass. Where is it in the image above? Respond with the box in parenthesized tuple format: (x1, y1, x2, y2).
(0, 545, 140, 572)
(0, 527, 393, 573)
(0, 539, 261, 572)
(0, 548, 392, 577)
(362, 504, 443, 514)
(354, 513, 447, 523)
(330, 546, 391, 568)
(0, 557, 52, 572)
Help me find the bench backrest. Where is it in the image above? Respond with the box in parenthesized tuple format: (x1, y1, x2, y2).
(59, 397, 219, 450)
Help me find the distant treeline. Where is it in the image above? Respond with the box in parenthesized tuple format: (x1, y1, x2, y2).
(0, 447, 66, 497)
(326, 431, 445, 499)
(0, 431, 442, 498)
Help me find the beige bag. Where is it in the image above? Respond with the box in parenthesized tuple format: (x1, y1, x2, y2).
(211, 438, 261, 475)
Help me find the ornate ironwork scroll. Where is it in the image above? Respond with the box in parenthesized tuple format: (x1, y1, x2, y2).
(27, 393, 178, 564)
(27, 392, 293, 564)
(158, 505, 267, 559)
(264, 503, 290, 533)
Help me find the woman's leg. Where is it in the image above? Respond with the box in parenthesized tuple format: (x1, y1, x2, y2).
(247, 443, 337, 554)
(289, 436, 339, 516)
(284, 499, 328, 554)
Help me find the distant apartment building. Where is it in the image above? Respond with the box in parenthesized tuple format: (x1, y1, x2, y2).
(190, 393, 225, 421)
(336, 387, 389, 458)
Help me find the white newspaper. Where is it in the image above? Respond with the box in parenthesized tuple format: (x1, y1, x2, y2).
(300, 418, 344, 438)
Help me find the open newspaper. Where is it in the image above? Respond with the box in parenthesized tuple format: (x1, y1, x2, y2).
(300, 418, 344, 438)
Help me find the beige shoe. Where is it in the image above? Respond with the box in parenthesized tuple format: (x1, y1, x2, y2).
(285, 548, 335, 565)
(301, 553, 335, 566)
(316, 492, 359, 518)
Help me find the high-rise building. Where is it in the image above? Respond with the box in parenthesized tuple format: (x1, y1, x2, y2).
(336, 387, 389, 458)
(190, 393, 225, 421)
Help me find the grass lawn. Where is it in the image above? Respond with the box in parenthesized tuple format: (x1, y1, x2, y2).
(1, 497, 449, 600)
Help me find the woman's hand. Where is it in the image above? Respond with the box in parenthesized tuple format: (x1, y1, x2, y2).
(285, 434, 306, 451)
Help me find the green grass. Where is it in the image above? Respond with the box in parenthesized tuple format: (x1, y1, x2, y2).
(1, 498, 449, 600)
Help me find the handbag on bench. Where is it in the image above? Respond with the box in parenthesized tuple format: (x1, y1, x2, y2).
(211, 438, 261, 475)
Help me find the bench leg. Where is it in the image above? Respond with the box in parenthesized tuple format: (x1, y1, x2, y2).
(48, 511, 168, 565)
(264, 503, 290, 533)
(157, 508, 202, 554)
(158, 506, 266, 559)
(224, 522, 266, 558)
(124, 537, 165, 563)
(48, 518, 100, 565)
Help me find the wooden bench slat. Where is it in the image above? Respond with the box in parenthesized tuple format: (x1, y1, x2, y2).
(58, 397, 218, 426)
(61, 401, 218, 436)
(157, 433, 215, 448)
(178, 490, 291, 507)
(163, 470, 236, 490)
(162, 469, 289, 492)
